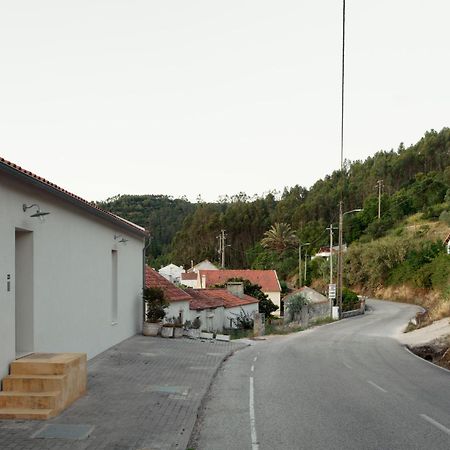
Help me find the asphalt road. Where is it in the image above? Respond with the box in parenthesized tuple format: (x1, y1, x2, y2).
(192, 299, 450, 450)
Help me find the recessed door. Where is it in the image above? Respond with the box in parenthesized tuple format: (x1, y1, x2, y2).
(15, 229, 34, 357)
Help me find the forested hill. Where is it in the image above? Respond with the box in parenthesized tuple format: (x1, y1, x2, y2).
(98, 194, 195, 262)
(98, 128, 450, 274)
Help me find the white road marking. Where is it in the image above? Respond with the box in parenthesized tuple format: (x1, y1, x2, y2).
(249, 377, 259, 450)
(254, 356, 258, 362)
(420, 414, 450, 436)
(343, 362, 353, 370)
(367, 380, 387, 393)
(251, 365, 254, 372)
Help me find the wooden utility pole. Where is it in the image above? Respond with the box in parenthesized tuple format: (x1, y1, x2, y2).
(376, 179, 384, 219)
(326, 224, 338, 285)
(217, 229, 226, 268)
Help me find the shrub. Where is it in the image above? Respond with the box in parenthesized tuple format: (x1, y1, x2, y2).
(143, 287, 168, 322)
(284, 292, 308, 322)
(231, 308, 254, 330)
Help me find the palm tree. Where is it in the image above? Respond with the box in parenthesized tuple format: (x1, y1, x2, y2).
(261, 222, 298, 254)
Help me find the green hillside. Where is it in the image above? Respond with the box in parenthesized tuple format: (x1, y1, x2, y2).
(99, 128, 450, 316)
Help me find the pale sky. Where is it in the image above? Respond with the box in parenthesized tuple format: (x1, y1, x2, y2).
(1, 1, 449, 202)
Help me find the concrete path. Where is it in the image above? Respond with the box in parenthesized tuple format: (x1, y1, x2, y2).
(0, 335, 246, 450)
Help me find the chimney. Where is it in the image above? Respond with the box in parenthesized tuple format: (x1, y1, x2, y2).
(227, 282, 244, 298)
(201, 275, 206, 289)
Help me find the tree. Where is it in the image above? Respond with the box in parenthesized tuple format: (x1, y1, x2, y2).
(261, 223, 298, 254)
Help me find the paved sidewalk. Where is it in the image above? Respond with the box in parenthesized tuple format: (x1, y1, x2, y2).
(0, 335, 246, 450)
(397, 317, 450, 346)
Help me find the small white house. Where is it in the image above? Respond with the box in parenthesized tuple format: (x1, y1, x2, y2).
(187, 259, 218, 273)
(146, 267, 191, 324)
(198, 269, 282, 315)
(158, 263, 185, 284)
(0, 157, 147, 379)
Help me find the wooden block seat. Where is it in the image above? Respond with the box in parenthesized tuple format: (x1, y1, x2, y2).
(0, 353, 86, 420)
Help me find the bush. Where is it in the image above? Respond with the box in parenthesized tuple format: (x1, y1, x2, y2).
(284, 292, 308, 322)
(342, 288, 359, 311)
(231, 308, 254, 330)
(143, 287, 168, 322)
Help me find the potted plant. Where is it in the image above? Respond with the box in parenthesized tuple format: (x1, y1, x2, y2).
(173, 316, 184, 338)
(187, 316, 202, 339)
(161, 319, 175, 338)
(143, 287, 168, 336)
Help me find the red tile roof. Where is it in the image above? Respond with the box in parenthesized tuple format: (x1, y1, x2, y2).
(0, 156, 147, 237)
(185, 288, 259, 310)
(185, 289, 224, 310)
(203, 289, 259, 308)
(181, 272, 198, 281)
(199, 270, 281, 292)
(145, 267, 192, 303)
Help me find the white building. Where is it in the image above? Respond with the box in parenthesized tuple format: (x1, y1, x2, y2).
(158, 263, 185, 284)
(187, 259, 218, 273)
(0, 157, 147, 378)
(198, 269, 282, 315)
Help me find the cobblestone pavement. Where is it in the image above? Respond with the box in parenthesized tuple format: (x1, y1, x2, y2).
(0, 335, 246, 450)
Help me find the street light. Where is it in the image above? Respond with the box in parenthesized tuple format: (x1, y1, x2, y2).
(337, 206, 363, 317)
(298, 242, 310, 288)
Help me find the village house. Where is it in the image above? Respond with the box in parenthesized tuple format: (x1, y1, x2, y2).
(145, 267, 192, 323)
(158, 263, 185, 283)
(0, 157, 147, 380)
(146, 268, 259, 332)
(197, 269, 282, 315)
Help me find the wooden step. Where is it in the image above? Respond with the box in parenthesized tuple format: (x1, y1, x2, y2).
(2, 374, 67, 392)
(0, 391, 61, 409)
(10, 353, 85, 376)
(0, 407, 55, 420)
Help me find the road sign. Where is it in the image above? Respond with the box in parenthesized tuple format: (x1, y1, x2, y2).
(328, 283, 336, 299)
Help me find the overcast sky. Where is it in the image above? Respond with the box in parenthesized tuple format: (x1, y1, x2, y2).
(1, 1, 449, 202)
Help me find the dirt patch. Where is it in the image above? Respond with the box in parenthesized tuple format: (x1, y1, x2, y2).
(410, 335, 450, 370)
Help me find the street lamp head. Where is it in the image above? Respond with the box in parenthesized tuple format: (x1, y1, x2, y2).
(343, 208, 363, 216)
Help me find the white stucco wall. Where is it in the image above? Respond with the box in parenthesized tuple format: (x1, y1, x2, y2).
(191, 307, 224, 332)
(158, 264, 185, 283)
(225, 303, 259, 329)
(266, 291, 281, 316)
(0, 175, 144, 378)
(164, 300, 191, 324)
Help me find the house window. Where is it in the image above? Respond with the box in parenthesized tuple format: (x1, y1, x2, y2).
(111, 250, 118, 324)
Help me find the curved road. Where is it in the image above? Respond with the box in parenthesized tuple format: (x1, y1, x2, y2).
(193, 299, 450, 450)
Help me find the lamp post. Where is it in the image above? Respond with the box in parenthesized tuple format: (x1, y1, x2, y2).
(298, 242, 310, 288)
(337, 207, 363, 317)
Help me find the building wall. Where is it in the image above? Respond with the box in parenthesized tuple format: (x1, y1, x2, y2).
(158, 265, 184, 284)
(165, 300, 190, 324)
(0, 175, 144, 378)
(224, 303, 259, 329)
(266, 291, 281, 316)
(192, 307, 224, 332)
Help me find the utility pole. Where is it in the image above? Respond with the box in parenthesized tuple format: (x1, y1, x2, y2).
(298, 242, 310, 288)
(326, 224, 338, 285)
(376, 179, 384, 219)
(337, 202, 344, 317)
(304, 248, 308, 285)
(217, 229, 226, 269)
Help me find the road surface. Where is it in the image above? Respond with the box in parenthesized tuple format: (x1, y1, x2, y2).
(192, 299, 450, 450)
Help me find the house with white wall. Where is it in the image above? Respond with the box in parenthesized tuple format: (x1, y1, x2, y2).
(158, 263, 185, 283)
(187, 259, 218, 273)
(198, 269, 282, 315)
(145, 267, 192, 324)
(0, 157, 147, 379)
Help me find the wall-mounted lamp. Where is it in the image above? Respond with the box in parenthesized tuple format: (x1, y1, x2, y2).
(114, 234, 129, 244)
(23, 203, 50, 219)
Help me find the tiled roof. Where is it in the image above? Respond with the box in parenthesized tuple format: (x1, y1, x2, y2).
(199, 270, 281, 292)
(0, 156, 147, 237)
(145, 267, 192, 303)
(185, 288, 258, 310)
(444, 232, 450, 245)
(202, 289, 259, 308)
(283, 287, 328, 304)
(185, 289, 224, 310)
(181, 272, 198, 281)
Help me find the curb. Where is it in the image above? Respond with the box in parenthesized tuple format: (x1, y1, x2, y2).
(403, 345, 450, 375)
